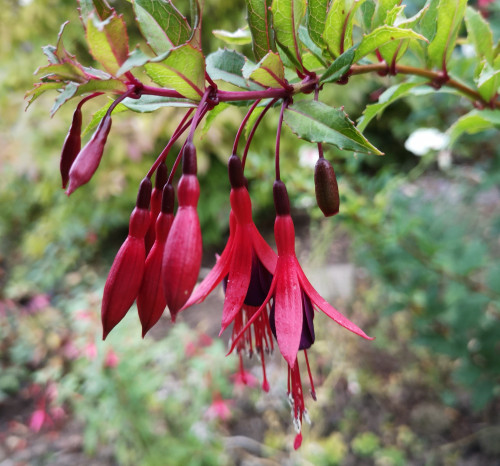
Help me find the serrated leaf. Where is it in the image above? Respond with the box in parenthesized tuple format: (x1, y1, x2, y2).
(145, 44, 205, 100)
(447, 109, 500, 146)
(86, 12, 129, 76)
(189, 0, 202, 49)
(298, 25, 328, 66)
(35, 63, 87, 82)
(320, 46, 356, 83)
(306, 0, 329, 49)
(25, 82, 62, 108)
(285, 100, 383, 155)
(246, 0, 275, 62)
(82, 100, 128, 137)
(122, 95, 196, 112)
(116, 48, 169, 76)
(79, 0, 113, 26)
(476, 60, 500, 102)
(323, 0, 367, 58)
(272, 0, 307, 69)
(206, 49, 258, 90)
(464, 6, 494, 65)
(355, 26, 428, 61)
(427, 0, 467, 70)
(212, 28, 252, 45)
(133, 0, 191, 55)
(357, 81, 422, 131)
(243, 52, 286, 88)
(51, 82, 79, 116)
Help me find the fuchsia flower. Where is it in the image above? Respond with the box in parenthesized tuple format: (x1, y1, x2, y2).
(162, 143, 203, 319)
(66, 114, 112, 195)
(145, 162, 168, 253)
(137, 183, 175, 336)
(60, 106, 82, 189)
(101, 177, 151, 338)
(181, 155, 277, 390)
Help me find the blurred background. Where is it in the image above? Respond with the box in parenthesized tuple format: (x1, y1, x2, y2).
(0, 0, 499, 464)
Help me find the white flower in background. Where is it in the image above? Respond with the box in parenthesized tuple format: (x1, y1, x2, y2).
(405, 128, 449, 156)
(298, 145, 319, 168)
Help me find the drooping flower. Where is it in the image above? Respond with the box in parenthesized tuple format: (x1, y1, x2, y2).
(230, 180, 373, 367)
(180, 155, 277, 390)
(137, 183, 175, 336)
(101, 177, 151, 339)
(162, 142, 202, 319)
(60, 106, 82, 189)
(145, 162, 168, 253)
(314, 157, 339, 217)
(66, 114, 112, 195)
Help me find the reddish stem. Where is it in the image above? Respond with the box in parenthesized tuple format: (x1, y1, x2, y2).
(274, 99, 288, 181)
(232, 99, 261, 156)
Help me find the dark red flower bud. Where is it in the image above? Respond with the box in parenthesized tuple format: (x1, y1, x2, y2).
(162, 174, 202, 320)
(145, 162, 168, 253)
(137, 184, 175, 336)
(228, 155, 246, 189)
(314, 158, 339, 217)
(66, 115, 112, 196)
(60, 107, 82, 189)
(182, 142, 197, 175)
(273, 180, 290, 216)
(101, 178, 152, 339)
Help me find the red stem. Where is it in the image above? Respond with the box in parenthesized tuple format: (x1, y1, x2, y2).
(232, 99, 261, 156)
(275, 99, 288, 181)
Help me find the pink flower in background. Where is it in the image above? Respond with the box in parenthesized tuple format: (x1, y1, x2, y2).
(205, 394, 232, 421)
(104, 349, 120, 368)
(83, 342, 97, 360)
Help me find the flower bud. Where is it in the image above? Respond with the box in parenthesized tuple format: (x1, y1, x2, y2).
(60, 107, 82, 189)
(138, 184, 175, 336)
(162, 174, 202, 320)
(314, 158, 339, 217)
(145, 162, 168, 253)
(66, 115, 112, 195)
(273, 180, 290, 216)
(101, 178, 152, 339)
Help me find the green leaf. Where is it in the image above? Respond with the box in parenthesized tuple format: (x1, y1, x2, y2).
(116, 48, 169, 76)
(357, 81, 422, 131)
(464, 6, 494, 64)
(75, 79, 127, 96)
(25, 82, 62, 109)
(189, 0, 202, 49)
(272, 0, 307, 69)
(320, 46, 356, 83)
(201, 102, 230, 135)
(133, 0, 191, 55)
(144, 44, 205, 100)
(82, 100, 128, 137)
(35, 63, 87, 82)
(355, 26, 428, 61)
(212, 28, 252, 45)
(246, 0, 275, 62)
(298, 25, 328, 66)
(78, 0, 113, 25)
(371, 0, 399, 29)
(122, 95, 196, 112)
(476, 59, 500, 103)
(206, 49, 259, 90)
(420, 0, 439, 42)
(306, 0, 329, 49)
(284, 100, 383, 155)
(427, 0, 467, 70)
(243, 52, 286, 88)
(86, 11, 129, 76)
(447, 109, 500, 146)
(323, 0, 367, 58)
(360, 0, 376, 30)
(51, 82, 79, 116)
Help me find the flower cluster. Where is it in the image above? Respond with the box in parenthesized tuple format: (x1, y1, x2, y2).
(57, 84, 372, 449)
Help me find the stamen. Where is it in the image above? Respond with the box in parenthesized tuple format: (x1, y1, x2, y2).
(303, 350, 317, 401)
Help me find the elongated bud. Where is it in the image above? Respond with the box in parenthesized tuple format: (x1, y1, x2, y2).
(314, 158, 339, 217)
(228, 155, 246, 188)
(66, 115, 112, 195)
(60, 107, 82, 189)
(138, 184, 175, 336)
(101, 178, 152, 339)
(182, 142, 197, 175)
(145, 162, 168, 252)
(162, 171, 202, 320)
(273, 180, 290, 216)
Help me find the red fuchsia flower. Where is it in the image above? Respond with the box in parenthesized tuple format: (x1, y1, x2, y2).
(145, 162, 168, 253)
(101, 177, 152, 339)
(162, 142, 202, 319)
(66, 114, 112, 195)
(137, 183, 175, 336)
(60, 106, 82, 189)
(104, 349, 120, 368)
(180, 155, 277, 390)
(205, 393, 232, 421)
